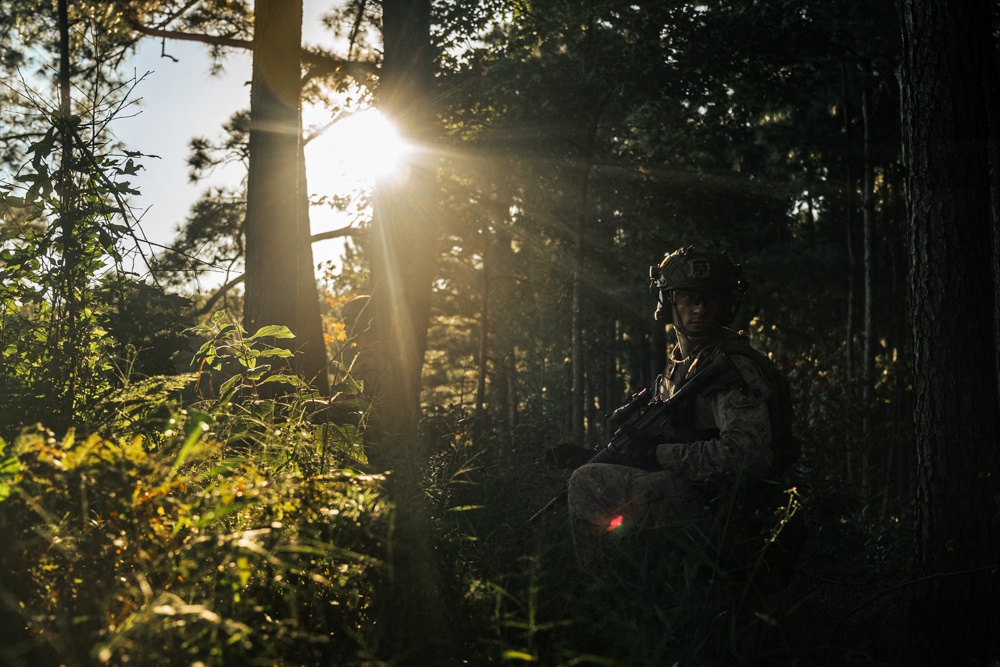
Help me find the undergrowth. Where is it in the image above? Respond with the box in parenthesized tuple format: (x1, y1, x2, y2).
(421, 407, 911, 667)
(0, 317, 390, 667)
(0, 309, 913, 666)
(0, 327, 914, 667)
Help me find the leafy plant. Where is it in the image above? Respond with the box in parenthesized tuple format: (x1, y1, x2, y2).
(0, 392, 389, 665)
(0, 90, 186, 440)
(186, 312, 371, 472)
(190, 311, 305, 405)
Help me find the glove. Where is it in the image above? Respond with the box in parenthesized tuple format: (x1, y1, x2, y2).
(615, 442, 661, 471)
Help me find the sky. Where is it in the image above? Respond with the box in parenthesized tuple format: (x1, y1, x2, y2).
(110, 3, 401, 278)
(112, 38, 252, 252)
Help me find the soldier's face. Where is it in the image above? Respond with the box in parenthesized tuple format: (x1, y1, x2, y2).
(671, 290, 723, 333)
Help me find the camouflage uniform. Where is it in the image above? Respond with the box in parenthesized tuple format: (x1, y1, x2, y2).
(567, 329, 772, 567)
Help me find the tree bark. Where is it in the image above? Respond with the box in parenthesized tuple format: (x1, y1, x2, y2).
(861, 81, 875, 505)
(475, 229, 490, 412)
(56, 0, 78, 415)
(296, 141, 330, 393)
(842, 66, 857, 391)
(570, 105, 603, 447)
(899, 0, 1000, 661)
(243, 0, 328, 391)
(366, 0, 437, 460)
(570, 195, 587, 446)
(365, 1, 452, 664)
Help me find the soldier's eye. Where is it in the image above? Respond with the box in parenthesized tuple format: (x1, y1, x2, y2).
(672, 291, 720, 307)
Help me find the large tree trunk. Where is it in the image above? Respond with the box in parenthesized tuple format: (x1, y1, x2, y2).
(899, 0, 1000, 661)
(366, 0, 437, 460)
(243, 0, 328, 392)
(366, 1, 452, 664)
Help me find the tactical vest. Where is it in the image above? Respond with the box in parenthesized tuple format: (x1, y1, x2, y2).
(661, 331, 801, 477)
(717, 336, 801, 476)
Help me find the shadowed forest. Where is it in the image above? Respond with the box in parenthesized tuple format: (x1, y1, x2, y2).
(1, 1, 998, 665)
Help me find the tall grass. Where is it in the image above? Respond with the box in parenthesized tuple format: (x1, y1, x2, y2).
(0, 319, 390, 666)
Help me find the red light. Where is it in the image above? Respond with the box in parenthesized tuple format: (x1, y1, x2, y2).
(607, 515, 624, 531)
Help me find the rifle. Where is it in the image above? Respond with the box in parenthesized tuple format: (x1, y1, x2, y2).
(528, 351, 737, 524)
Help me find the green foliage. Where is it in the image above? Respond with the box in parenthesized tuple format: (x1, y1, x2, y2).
(185, 311, 371, 470)
(0, 72, 384, 664)
(0, 412, 389, 666)
(0, 94, 192, 439)
(190, 312, 304, 403)
(0, 311, 384, 665)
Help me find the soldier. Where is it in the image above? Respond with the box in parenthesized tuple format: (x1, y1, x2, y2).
(567, 246, 781, 568)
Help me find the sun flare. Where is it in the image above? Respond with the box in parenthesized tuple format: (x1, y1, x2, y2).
(304, 108, 412, 267)
(306, 109, 410, 186)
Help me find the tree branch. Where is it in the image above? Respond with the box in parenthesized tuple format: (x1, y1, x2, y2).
(312, 225, 364, 244)
(127, 21, 379, 80)
(189, 225, 363, 317)
(128, 21, 252, 51)
(191, 272, 245, 317)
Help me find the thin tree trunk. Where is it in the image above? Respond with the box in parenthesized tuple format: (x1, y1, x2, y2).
(841, 66, 857, 486)
(603, 318, 617, 442)
(570, 102, 605, 447)
(861, 82, 876, 506)
(475, 230, 490, 412)
(296, 140, 330, 393)
(570, 196, 587, 446)
(493, 223, 517, 453)
(988, 15, 1000, 406)
(506, 353, 518, 449)
(57, 0, 77, 416)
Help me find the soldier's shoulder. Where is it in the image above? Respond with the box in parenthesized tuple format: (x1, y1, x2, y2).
(717, 332, 774, 370)
(715, 338, 772, 401)
(729, 354, 770, 394)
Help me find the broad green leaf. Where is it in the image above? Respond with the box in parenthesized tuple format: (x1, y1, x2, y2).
(245, 366, 271, 381)
(258, 374, 305, 387)
(218, 374, 243, 404)
(248, 325, 295, 340)
(255, 348, 294, 359)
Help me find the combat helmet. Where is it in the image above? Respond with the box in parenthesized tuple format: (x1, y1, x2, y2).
(650, 245, 746, 329)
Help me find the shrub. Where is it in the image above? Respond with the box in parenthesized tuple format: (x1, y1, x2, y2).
(0, 317, 388, 666)
(0, 412, 389, 666)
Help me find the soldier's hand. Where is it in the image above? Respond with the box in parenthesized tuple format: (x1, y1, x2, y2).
(616, 442, 661, 471)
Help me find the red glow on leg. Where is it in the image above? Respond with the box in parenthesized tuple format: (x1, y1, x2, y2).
(607, 515, 624, 531)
